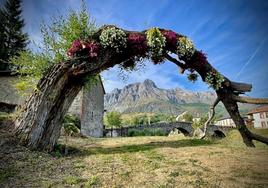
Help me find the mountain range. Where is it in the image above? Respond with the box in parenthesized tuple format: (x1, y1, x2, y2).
(104, 79, 232, 116)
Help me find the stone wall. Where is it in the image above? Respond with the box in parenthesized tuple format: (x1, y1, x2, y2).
(68, 91, 83, 118)
(0, 76, 24, 105)
(80, 79, 104, 138)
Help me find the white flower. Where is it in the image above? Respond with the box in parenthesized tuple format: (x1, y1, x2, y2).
(100, 27, 127, 53)
(177, 37, 195, 59)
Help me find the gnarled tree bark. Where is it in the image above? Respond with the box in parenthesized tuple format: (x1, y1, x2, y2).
(14, 62, 84, 151)
(14, 25, 268, 151)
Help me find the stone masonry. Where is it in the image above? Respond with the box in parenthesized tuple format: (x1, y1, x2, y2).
(80, 78, 105, 137)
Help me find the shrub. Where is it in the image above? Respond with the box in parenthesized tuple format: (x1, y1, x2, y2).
(62, 115, 80, 138)
(127, 128, 166, 137)
(177, 36, 195, 59)
(99, 27, 127, 53)
(104, 111, 122, 128)
(205, 71, 225, 90)
(146, 28, 166, 63)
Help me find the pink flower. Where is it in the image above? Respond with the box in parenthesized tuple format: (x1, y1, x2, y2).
(67, 40, 100, 60)
(190, 51, 207, 67)
(162, 30, 177, 50)
(196, 51, 207, 65)
(83, 41, 100, 59)
(67, 39, 82, 57)
(127, 33, 148, 56)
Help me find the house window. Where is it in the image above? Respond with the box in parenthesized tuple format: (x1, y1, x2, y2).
(260, 113, 264, 119)
(261, 121, 266, 128)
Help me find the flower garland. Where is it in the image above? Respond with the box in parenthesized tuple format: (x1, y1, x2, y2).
(161, 30, 177, 50)
(82, 41, 100, 59)
(146, 28, 166, 63)
(99, 27, 127, 53)
(205, 71, 225, 90)
(177, 36, 195, 59)
(67, 39, 83, 57)
(67, 40, 100, 60)
(127, 33, 147, 57)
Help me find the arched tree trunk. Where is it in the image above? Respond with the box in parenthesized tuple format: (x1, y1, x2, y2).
(14, 63, 83, 151)
(14, 25, 268, 151)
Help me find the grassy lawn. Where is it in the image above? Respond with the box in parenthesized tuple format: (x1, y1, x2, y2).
(1, 125, 268, 187)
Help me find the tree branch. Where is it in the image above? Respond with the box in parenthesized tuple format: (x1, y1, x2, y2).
(251, 132, 268, 145)
(200, 97, 220, 139)
(231, 95, 268, 104)
(230, 81, 252, 93)
(164, 53, 187, 74)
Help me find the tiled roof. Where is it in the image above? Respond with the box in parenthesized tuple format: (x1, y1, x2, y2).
(247, 105, 268, 115)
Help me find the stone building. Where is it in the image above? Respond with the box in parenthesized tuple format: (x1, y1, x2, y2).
(68, 76, 105, 137)
(0, 63, 105, 137)
(215, 117, 236, 127)
(247, 105, 268, 129)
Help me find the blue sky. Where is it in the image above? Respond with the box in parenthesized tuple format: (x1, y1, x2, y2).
(1, 0, 268, 97)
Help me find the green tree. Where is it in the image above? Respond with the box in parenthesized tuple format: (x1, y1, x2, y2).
(104, 111, 122, 128)
(0, 0, 28, 64)
(192, 116, 207, 129)
(182, 112, 193, 122)
(11, 2, 97, 93)
(131, 116, 140, 125)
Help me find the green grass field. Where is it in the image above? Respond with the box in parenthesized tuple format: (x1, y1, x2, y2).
(1, 125, 268, 187)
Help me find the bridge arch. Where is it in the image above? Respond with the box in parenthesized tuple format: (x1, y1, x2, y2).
(212, 130, 226, 138)
(176, 127, 191, 136)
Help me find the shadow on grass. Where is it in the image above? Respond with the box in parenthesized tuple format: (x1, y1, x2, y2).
(70, 139, 215, 157)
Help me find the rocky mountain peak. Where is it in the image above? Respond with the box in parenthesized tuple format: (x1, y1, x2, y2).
(104, 79, 219, 115)
(143, 79, 157, 88)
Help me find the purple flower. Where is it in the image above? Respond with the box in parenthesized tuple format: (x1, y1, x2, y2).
(190, 51, 207, 67)
(162, 30, 177, 50)
(67, 39, 82, 57)
(83, 41, 100, 59)
(196, 51, 207, 65)
(127, 33, 148, 56)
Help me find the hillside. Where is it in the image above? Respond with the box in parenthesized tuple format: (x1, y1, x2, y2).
(104, 79, 253, 116)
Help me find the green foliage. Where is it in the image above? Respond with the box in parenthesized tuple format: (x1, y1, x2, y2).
(11, 3, 97, 93)
(177, 36, 195, 59)
(62, 176, 84, 185)
(187, 72, 198, 82)
(11, 51, 48, 93)
(11, 51, 48, 77)
(63, 114, 80, 136)
(182, 113, 193, 122)
(127, 128, 167, 137)
(99, 26, 127, 53)
(83, 74, 101, 91)
(192, 114, 221, 129)
(104, 111, 122, 128)
(122, 113, 177, 126)
(0, 0, 28, 64)
(146, 28, 166, 63)
(192, 116, 208, 129)
(85, 175, 100, 187)
(205, 71, 225, 90)
(40, 2, 96, 63)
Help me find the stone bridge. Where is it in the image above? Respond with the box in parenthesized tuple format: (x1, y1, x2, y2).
(200, 125, 235, 138)
(104, 122, 235, 137)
